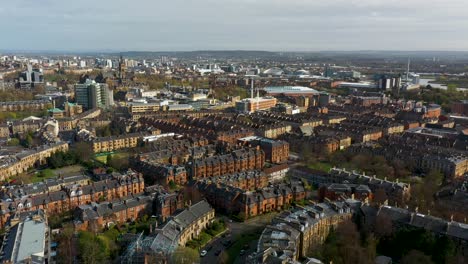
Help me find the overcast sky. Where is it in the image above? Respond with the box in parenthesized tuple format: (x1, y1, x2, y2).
(1, 0, 467, 51)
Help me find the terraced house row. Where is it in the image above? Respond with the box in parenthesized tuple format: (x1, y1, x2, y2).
(120, 200, 215, 263)
(91, 132, 153, 153)
(252, 201, 354, 264)
(0, 142, 69, 179)
(190, 147, 265, 179)
(291, 167, 411, 204)
(0, 171, 145, 228)
(190, 180, 308, 219)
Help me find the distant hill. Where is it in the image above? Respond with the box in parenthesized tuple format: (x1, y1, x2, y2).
(118, 50, 279, 59)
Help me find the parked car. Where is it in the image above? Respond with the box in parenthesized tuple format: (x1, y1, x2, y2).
(215, 249, 222, 256)
(200, 250, 207, 257)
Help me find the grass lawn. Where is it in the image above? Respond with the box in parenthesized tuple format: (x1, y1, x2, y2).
(28, 165, 85, 183)
(30, 171, 56, 183)
(95, 155, 108, 164)
(307, 161, 333, 172)
(94, 152, 130, 165)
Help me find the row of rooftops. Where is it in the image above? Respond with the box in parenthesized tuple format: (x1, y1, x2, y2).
(342, 114, 404, 127)
(350, 140, 468, 164)
(366, 204, 468, 241)
(256, 201, 353, 263)
(0, 142, 68, 168)
(1, 170, 141, 200)
(123, 200, 214, 256)
(0, 174, 89, 199)
(250, 111, 322, 124)
(137, 144, 221, 165)
(197, 170, 266, 184)
(75, 192, 154, 222)
(93, 132, 151, 143)
(0, 99, 51, 106)
(192, 148, 263, 165)
(329, 168, 409, 190)
(238, 135, 289, 147)
(0, 173, 144, 215)
(196, 180, 306, 205)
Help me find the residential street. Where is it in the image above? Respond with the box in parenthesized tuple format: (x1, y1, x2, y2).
(200, 214, 277, 264)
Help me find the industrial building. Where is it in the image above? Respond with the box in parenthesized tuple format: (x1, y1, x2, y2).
(235, 97, 277, 113)
(0, 210, 50, 264)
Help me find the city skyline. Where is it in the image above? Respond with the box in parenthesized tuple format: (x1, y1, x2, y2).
(2, 0, 468, 52)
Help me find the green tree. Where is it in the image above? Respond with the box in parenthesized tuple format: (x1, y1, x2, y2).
(7, 138, 20, 146)
(169, 247, 200, 264)
(168, 180, 177, 190)
(78, 231, 109, 264)
(72, 142, 93, 162)
(21, 134, 33, 148)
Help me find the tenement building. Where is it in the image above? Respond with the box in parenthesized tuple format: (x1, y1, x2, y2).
(0, 171, 145, 229)
(361, 204, 468, 253)
(0, 100, 52, 112)
(74, 192, 154, 232)
(191, 180, 308, 219)
(291, 167, 411, 204)
(91, 132, 153, 153)
(190, 148, 265, 179)
(0, 142, 69, 179)
(120, 200, 215, 263)
(238, 136, 290, 164)
(251, 201, 353, 263)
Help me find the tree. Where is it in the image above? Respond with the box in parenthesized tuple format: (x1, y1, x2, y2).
(106, 154, 113, 165)
(78, 231, 109, 264)
(169, 247, 200, 264)
(401, 250, 434, 264)
(168, 180, 177, 190)
(56, 224, 75, 264)
(21, 134, 33, 148)
(7, 138, 20, 146)
(321, 221, 374, 264)
(373, 188, 388, 205)
(107, 155, 129, 171)
(425, 170, 443, 187)
(73, 142, 93, 163)
(374, 214, 393, 238)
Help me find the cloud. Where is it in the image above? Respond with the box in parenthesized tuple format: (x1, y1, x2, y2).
(0, 0, 467, 51)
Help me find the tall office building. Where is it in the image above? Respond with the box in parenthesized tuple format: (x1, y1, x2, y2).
(75, 79, 114, 109)
(18, 64, 44, 89)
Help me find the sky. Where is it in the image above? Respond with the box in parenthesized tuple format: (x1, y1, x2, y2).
(1, 0, 468, 52)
